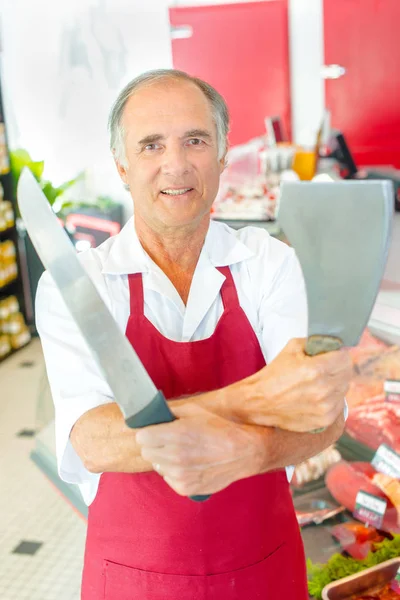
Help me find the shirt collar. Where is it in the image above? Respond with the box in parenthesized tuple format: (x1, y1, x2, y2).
(101, 217, 254, 275)
(205, 220, 254, 267)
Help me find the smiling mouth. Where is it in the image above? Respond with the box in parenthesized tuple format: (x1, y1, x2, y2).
(160, 188, 194, 196)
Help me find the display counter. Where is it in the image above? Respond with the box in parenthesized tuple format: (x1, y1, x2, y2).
(31, 419, 88, 519)
(294, 487, 347, 564)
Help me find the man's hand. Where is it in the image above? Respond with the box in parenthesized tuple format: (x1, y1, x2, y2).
(228, 338, 353, 433)
(135, 403, 266, 497)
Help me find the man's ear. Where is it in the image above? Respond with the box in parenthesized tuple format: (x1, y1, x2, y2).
(219, 154, 228, 174)
(219, 138, 229, 173)
(113, 150, 129, 185)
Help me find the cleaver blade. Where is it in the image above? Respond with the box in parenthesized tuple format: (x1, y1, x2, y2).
(278, 180, 393, 356)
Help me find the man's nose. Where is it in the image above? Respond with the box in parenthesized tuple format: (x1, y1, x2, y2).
(161, 143, 191, 177)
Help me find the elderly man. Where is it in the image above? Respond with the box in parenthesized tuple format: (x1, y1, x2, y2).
(36, 69, 352, 599)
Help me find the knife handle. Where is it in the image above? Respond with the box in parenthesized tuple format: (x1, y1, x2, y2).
(305, 335, 343, 357)
(125, 390, 210, 503)
(305, 335, 344, 433)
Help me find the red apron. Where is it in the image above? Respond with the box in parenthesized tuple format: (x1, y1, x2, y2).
(81, 266, 308, 599)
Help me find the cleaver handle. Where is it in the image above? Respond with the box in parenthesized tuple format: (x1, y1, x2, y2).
(305, 335, 343, 357)
(125, 390, 210, 503)
(305, 335, 344, 433)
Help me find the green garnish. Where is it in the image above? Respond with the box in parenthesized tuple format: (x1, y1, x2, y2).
(308, 534, 400, 599)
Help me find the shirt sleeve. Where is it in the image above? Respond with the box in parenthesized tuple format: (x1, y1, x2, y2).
(257, 240, 348, 480)
(259, 243, 308, 362)
(35, 269, 114, 486)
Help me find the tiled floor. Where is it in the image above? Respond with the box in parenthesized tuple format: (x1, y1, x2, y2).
(0, 339, 86, 600)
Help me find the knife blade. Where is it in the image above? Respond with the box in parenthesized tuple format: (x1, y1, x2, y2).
(278, 180, 393, 353)
(278, 180, 392, 433)
(18, 167, 209, 502)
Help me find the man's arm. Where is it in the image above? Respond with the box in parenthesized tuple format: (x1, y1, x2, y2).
(70, 404, 152, 474)
(70, 336, 350, 476)
(70, 408, 343, 478)
(196, 338, 351, 433)
(255, 413, 345, 474)
(71, 330, 351, 477)
(36, 270, 138, 485)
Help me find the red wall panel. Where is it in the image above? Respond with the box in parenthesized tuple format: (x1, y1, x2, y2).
(324, 0, 400, 168)
(169, 1, 290, 147)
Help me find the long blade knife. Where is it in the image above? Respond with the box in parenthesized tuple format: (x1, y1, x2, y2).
(18, 167, 209, 502)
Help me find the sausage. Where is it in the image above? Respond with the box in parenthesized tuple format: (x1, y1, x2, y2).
(325, 461, 400, 534)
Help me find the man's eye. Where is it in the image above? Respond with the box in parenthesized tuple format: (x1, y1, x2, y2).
(144, 144, 158, 151)
(187, 138, 204, 146)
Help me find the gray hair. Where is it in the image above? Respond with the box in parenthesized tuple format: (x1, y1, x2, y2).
(108, 69, 230, 167)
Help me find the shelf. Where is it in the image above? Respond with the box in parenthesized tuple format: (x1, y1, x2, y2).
(0, 338, 31, 364)
(0, 276, 18, 294)
(0, 225, 16, 237)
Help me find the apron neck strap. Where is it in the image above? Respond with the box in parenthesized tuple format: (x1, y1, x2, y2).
(128, 266, 239, 315)
(128, 273, 144, 315)
(216, 266, 240, 310)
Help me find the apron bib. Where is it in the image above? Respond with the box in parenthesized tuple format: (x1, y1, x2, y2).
(82, 267, 308, 599)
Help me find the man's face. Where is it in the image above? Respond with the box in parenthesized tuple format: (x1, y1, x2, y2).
(115, 80, 226, 232)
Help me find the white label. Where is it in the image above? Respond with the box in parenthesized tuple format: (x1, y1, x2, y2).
(384, 380, 400, 394)
(372, 444, 400, 479)
(356, 491, 387, 515)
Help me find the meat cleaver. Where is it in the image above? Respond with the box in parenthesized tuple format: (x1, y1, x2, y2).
(17, 167, 209, 502)
(278, 181, 393, 433)
(278, 180, 393, 357)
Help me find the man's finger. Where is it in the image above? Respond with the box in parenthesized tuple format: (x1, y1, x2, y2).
(140, 445, 184, 465)
(135, 422, 183, 447)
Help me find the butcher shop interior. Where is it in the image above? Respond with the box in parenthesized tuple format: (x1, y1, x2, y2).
(1, 1, 400, 599)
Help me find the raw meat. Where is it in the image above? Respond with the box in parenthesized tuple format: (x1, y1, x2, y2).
(346, 379, 385, 408)
(345, 395, 400, 453)
(349, 330, 391, 365)
(326, 461, 386, 505)
(345, 329, 400, 409)
(352, 584, 400, 599)
(325, 461, 400, 534)
(330, 522, 385, 559)
(372, 474, 400, 524)
(291, 446, 341, 487)
(356, 348, 400, 380)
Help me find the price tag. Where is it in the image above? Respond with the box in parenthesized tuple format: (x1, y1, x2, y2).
(390, 566, 400, 594)
(354, 491, 387, 529)
(372, 444, 400, 479)
(384, 380, 400, 403)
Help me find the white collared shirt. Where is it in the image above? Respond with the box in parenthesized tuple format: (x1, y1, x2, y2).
(36, 218, 310, 506)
